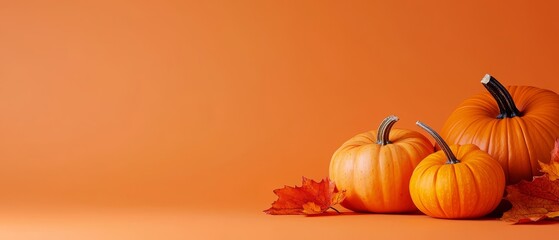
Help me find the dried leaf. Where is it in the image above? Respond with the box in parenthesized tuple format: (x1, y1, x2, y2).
(539, 139, 559, 181)
(501, 140, 559, 223)
(501, 176, 559, 223)
(264, 177, 346, 215)
(302, 202, 322, 214)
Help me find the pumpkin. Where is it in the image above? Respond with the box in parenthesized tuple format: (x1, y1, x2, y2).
(329, 115, 433, 213)
(410, 121, 505, 219)
(440, 74, 559, 184)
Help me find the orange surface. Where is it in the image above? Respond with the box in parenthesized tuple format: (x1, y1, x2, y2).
(1, 0, 559, 239)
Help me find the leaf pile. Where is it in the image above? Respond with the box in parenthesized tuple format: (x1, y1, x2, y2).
(501, 139, 559, 223)
(264, 177, 345, 215)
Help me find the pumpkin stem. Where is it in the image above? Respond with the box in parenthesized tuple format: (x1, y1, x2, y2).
(416, 121, 460, 164)
(481, 74, 522, 118)
(376, 115, 399, 145)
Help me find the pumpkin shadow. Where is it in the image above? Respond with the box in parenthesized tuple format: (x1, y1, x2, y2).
(305, 210, 424, 217)
(305, 211, 366, 217)
(484, 199, 512, 218)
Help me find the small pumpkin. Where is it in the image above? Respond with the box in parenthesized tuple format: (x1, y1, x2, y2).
(440, 74, 559, 184)
(410, 121, 505, 219)
(329, 115, 433, 213)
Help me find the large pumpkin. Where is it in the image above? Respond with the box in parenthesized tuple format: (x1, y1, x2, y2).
(410, 121, 505, 219)
(329, 115, 433, 213)
(440, 74, 559, 184)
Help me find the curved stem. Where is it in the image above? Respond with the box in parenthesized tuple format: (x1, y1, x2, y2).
(416, 121, 460, 164)
(376, 115, 399, 145)
(481, 74, 521, 118)
(329, 206, 341, 214)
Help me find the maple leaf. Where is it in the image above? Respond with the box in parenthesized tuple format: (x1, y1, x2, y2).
(539, 139, 559, 181)
(501, 176, 559, 223)
(501, 139, 559, 223)
(264, 177, 346, 215)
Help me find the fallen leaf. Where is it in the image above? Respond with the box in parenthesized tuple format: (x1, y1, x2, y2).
(540, 139, 559, 181)
(302, 202, 322, 214)
(501, 139, 559, 223)
(501, 176, 559, 223)
(264, 177, 345, 215)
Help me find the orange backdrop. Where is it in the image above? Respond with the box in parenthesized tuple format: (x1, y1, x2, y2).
(1, 0, 559, 238)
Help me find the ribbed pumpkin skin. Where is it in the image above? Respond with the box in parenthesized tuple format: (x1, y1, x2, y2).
(441, 86, 559, 184)
(329, 129, 433, 213)
(409, 144, 505, 219)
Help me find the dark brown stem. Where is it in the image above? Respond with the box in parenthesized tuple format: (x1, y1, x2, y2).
(481, 74, 521, 119)
(416, 121, 460, 164)
(376, 115, 399, 145)
(329, 206, 341, 214)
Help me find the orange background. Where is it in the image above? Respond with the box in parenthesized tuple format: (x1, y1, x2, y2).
(1, 0, 559, 239)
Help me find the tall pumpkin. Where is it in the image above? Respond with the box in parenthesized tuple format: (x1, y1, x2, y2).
(329, 115, 433, 213)
(441, 74, 559, 184)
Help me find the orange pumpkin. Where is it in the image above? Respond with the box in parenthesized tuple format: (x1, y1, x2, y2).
(410, 121, 505, 219)
(440, 74, 559, 184)
(329, 115, 433, 213)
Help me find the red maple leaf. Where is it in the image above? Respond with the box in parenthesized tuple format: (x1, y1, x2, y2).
(501, 139, 559, 223)
(264, 177, 346, 215)
(501, 176, 559, 223)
